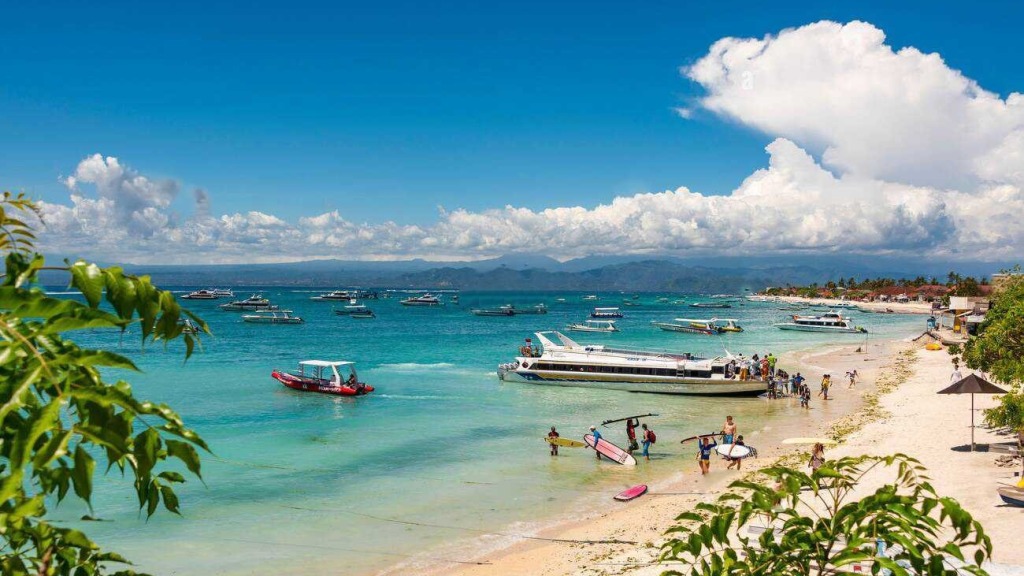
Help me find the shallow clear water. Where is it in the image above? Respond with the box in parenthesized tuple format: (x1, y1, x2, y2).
(56, 290, 925, 574)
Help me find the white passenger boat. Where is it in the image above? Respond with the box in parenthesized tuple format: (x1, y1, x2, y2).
(242, 311, 304, 324)
(497, 331, 765, 395)
(181, 289, 218, 300)
(651, 318, 722, 335)
(311, 290, 355, 301)
(590, 307, 623, 318)
(582, 295, 599, 301)
(776, 311, 867, 333)
(220, 294, 278, 311)
(566, 319, 619, 333)
(400, 293, 443, 306)
(210, 288, 234, 297)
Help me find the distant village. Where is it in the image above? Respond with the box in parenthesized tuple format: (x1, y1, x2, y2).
(760, 272, 1004, 304)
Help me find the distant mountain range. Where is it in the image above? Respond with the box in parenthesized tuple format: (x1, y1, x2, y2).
(38, 254, 1013, 292)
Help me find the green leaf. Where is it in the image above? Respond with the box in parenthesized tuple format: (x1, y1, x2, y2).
(69, 260, 104, 308)
(159, 485, 181, 515)
(166, 439, 203, 480)
(72, 445, 96, 506)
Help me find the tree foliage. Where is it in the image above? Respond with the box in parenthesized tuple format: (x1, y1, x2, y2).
(660, 454, 991, 575)
(0, 192, 209, 575)
(957, 273, 1024, 386)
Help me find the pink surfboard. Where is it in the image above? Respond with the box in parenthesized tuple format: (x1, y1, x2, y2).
(584, 434, 638, 466)
(614, 484, 648, 501)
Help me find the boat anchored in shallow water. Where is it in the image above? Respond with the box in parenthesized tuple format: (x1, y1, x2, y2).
(497, 331, 764, 395)
(776, 311, 867, 333)
(271, 360, 374, 396)
(566, 319, 619, 332)
(242, 311, 304, 324)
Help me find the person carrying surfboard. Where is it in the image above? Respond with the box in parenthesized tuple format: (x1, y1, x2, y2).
(625, 418, 639, 453)
(548, 426, 559, 456)
(589, 426, 603, 460)
(726, 435, 746, 470)
(698, 436, 718, 475)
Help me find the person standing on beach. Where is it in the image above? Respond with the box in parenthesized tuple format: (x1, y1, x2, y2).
(950, 362, 963, 384)
(792, 372, 805, 395)
(767, 353, 777, 377)
(721, 415, 737, 444)
(625, 418, 639, 453)
(698, 436, 718, 475)
(819, 374, 831, 400)
(800, 385, 810, 409)
(726, 435, 746, 470)
(847, 369, 858, 388)
(641, 423, 654, 461)
(589, 426, 603, 460)
(547, 426, 560, 456)
(808, 443, 825, 472)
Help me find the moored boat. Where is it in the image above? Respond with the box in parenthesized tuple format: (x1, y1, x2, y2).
(497, 331, 763, 395)
(714, 318, 744, 332)
(472, 305, 516, 316)
(335, 304, 375, 318)
(776, 311, 867, 333)
(651, 318, 722, 335)
(182, 289, 217, 300)
(220, 294, 279, 311)
(590, 307, 623, 319)
(210, 288, 234, 297)
(997, 486, 1024, 507)
(400, 293, 443, 306)
(690, 302, 732, 309)
(242, 311, 304, 324)
(515, 303, 548, 315)
(566, 319, 619, 332)
(271, 360, 374, 396)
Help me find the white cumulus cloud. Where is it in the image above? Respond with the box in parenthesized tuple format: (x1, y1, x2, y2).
(31, 20, 1024, 264)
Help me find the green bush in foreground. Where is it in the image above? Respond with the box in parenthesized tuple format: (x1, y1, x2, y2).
(661, 454, 991, 576)
(1, 192, 209, 575)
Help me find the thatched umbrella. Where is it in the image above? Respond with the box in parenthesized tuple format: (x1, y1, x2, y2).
(937, 374, 1007, 451)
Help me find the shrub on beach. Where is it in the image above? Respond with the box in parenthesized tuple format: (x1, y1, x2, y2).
(660, 454, 991, 576)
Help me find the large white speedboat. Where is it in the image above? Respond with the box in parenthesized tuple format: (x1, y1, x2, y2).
(182, 289, 218, 300)
(776, 311, 867, 333)
(497, 331, 765, 395)
(566, 319, 619, 333)
(400, 293, 443, 306)
(242, 311, 304, 324)
(220, 294, 277, 311)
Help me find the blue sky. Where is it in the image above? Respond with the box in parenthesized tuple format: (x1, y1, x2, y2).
(2, 1, 1023, 263)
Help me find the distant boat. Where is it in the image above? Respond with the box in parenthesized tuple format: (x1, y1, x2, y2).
(582, 295, 599, 301)
(220, 294, 278, 311)
(776, 311, 866, 333)
(182, 289, 217, 300)
(714, 318, 744, 333)
(400, 294, 443, 306)
(590, 307, 623, 319)
(567, 319, 619, 333)
(242, 311, 304, 324)
(651, 318, 722, 335)
(690, 302, 732, 309)
(335, 304, 375, 318)
(515, 303, 548, 315)
(210, 288, 234, 297)
(472, 305, 516, 316)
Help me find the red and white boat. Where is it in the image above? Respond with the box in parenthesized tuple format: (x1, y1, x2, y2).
(271, 360, 375, 396)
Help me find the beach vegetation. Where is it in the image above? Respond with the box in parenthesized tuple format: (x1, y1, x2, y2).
(661, 454, 992, 576)
(0, 192, 209, 575)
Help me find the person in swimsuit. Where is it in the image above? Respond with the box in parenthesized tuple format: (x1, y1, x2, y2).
(726, 435, 746, 470)
(641, 423, 653, 461)
(809, 443, 825, 472)
(698, 436, 718, 475)
(721, 415, 737, 444)
(547, 426, 559, 456)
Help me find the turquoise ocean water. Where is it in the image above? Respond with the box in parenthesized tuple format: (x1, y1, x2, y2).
(57, 290, 926, 574)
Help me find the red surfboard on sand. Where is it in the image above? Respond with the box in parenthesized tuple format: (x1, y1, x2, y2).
(584, 434, 638, 466)
(614, 484, 648, 501)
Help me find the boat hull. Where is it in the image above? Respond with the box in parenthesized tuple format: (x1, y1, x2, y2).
(498, 370, 765, 395)
(271, 371, 374, 396)
(652, 322, 719, 335)
(997, 487, 1024, 507)
(776, 323, 865, 334)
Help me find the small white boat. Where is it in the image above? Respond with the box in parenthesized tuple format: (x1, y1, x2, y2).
(182, 289, 218, 300)
(582, 295, 599, 301)
(335, 304, 375, 318)
(400, 293, 443, 306)
(591, 307, 623, 319)
(311, 290, 356, 301)
(210, 288, 234, 297)
(776, 311, 866, 333)
(567, 319, 619, 333)
(242, 311, 304, 324)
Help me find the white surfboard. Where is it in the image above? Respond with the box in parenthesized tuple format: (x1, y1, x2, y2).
(715, 443, 752, 458)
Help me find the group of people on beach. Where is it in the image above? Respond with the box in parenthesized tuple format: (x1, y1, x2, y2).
(547, 414, 754, 474)
(730, 352, 777, 381)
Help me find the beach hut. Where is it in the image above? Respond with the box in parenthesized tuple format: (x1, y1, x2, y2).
(937, 374, 1007, 451)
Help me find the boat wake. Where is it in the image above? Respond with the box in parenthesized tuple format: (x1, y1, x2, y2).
(378, 362, 457, 371)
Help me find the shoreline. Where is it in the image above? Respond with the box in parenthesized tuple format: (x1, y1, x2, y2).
(376, 336, 912, 576)
(770, 294, 936, 315)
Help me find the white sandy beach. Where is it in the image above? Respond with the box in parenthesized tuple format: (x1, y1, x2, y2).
(773, 295, 937, 315)
(422, 338, 1024, 576)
